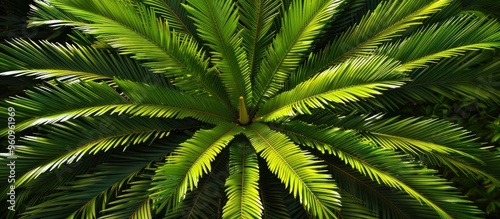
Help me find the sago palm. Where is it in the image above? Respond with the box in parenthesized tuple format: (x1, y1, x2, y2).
(1, 0, 500, 218)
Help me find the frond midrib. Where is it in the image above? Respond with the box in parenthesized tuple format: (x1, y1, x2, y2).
(239, 144, 247, 218)
(269, 125, 402, 182)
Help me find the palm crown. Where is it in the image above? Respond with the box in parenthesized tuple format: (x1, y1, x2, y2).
(1, 0, 500, 218)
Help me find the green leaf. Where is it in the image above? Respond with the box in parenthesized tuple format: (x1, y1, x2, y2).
(335, 191, 378, 219)
(223, 142, 262, 219)
(328, 51, 500, 113)
(0, 79, 228, 137)
(238, 0, 281, 82)
(378, 15, 500, 71)
(245, 122, 341, 219)
(13, 117, 194, 186)
(0, 81, 126, 135)
(252, 0, 343, 109)
(47, 0, 231, 107)
(150, 123, 241, 213)
(0, 39, 168, 86)
(185, 0, 252, 109)
(28, 0, 87, 28)
(17, 140, 175, 219)
(143, 0, 197, 36)
(100, 174, 154, 219)
(164, 149, 228, 219)
(322, 114, 500, 186)
(273, 120, 483, 219)
(324, 157, 439, 219)
(2, 0, 500, 218)
(116, 80, 234, 124)
(255, 56, 404, 121)
(258, 160, 291, 219)
(287, 0, 450, 89)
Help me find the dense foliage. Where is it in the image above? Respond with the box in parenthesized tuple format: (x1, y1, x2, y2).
(1, 0, 500, 218)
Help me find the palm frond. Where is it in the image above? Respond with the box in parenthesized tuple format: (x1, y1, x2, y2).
(320, 0, 382, 41)
(150, 123, 241, 212)
(27, 0, 107, 47)
(28, 0, 87, 28)
(17, 139, 176, 219)
(12, 116, 195, 187)
(400, 50, 500, 104)
(320, 114, 500, 186)
(282, 182, 314, 219)
(273, 120, 483, 219)
(252, 0, 343, 109)
(4, 130, 183, 203)
(223, 141, 262, 219)
(460, 0, 500, 19)
(46, 0, 231, 107)
(245, 122, 341, 219)
(164, 149, 228, 219)
(0, 80, 226, 136)
(143, 0, 197, 36)
(377, 15, 500, 71)
(116, 80, 234, 124)
(258, 159, 291, 219)
(255, 56, 404, 121)
(287, 0, 450, 89)
(324, 157, 439, 219)
(100, 172, 154, 219)
(238, 0, 281, 81)
(0, 39, 168, 86)
(2, 0, 500, 218)
(336, 191, 378, 219)
(0, 81, 126, 135)
(0, 148, 113, 218)
(20, 165, 138, 219)
(326, 51, 500, 113)
(184, 0, 252, 108)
